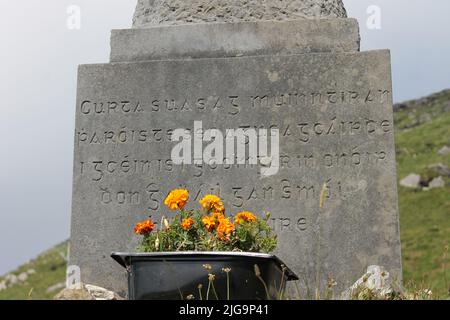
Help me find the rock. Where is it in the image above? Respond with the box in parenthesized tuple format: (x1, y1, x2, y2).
(341, 265, 394, 300)
(438, 145, 450, 156)
(429, 163, 450, 177)
(400, 174, 422, 188)
(46, 282, 66, 294)
(17, 272, 28, 282)
(0, 281, 7, 291)
(85, 284, 123, 300)
(4, 274, 18, 286)
(27, 269, 36, 275)
(54, 283, 124, 300)
(428, 176, 445, 189)
(54, 287, 95, 300)
(133, 0, 348, 27)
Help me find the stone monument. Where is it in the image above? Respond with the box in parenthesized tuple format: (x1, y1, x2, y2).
(70, 0, 402, 296)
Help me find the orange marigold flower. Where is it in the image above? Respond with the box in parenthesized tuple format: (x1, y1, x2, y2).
(202, 215, 216, 232)
(217, 217, 235, 242)
(212, 212, 225, 220)
(134, 219, 155, 235)
(234, 211, 257, 225)
(199, 195, 225, 214)
(164, 189, 189, 210)
(181, 217, 194, 231)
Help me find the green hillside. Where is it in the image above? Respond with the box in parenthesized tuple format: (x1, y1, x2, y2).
(0, 241, 68, 300)
(0, 90, 449, 300)
(394, 89, 450, 297)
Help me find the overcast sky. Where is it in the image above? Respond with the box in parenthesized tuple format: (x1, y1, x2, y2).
(0, 0, 449, 275)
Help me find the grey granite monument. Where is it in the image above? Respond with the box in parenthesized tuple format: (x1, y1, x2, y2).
(70, 0, 402, 296)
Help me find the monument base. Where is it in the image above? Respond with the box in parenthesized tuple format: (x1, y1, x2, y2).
(71, 44, 402, 293)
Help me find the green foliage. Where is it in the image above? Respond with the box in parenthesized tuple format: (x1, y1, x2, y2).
(137, 209, 278, 254)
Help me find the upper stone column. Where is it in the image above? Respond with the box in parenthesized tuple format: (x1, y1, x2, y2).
(133, 0, 347, 27)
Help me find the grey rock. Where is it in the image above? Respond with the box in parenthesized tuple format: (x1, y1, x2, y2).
(71, 49, 401, 293)
(400, 174, 421, 188)
(428, 176, 445, 189)
(438, 145, 450, 156)
(27, 269, 36, 275)
(17, 272, 28, 282)
(341, 265, 393, 300)
(54, 283, 123, 300)
(4, 274, 18, 286)
(54, 287, 95, 301)
(429, 163, 450, 177)
(0, 281, 6, 291)
(85, 284, 123, 300)
(133, 0, 347, 27)
(111, 19, 360, 63)
(46, 282, 66, 294)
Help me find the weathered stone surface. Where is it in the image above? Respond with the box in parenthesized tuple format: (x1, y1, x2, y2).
(70, 49, 401, 293)
(133, 0, 347, 27)
(400, 174, 421, 189)
(111, 19, 360, 62)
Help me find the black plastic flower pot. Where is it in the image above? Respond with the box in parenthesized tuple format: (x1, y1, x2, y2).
(111, 252, 298, 300)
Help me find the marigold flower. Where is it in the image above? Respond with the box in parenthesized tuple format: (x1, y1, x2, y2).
(202, 215, 216, 232)
(217, 217, 235, 241)
(234, 211, 257, 225)
(134, 219, 155, 235)
(199, 195, 225, 214)
(164, 189, 189, 210)
(212, 212, 225, 220)
(181, 217, 194, 231)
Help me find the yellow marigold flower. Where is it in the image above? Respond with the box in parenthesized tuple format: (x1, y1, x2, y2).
(202, 215, 216, 232)
(199, 195, 225, 214)
(217, 217, 235, 242)
(181, 217, 194, 231)
(234, 211, 257, 225)
(164, 189, 189, 210)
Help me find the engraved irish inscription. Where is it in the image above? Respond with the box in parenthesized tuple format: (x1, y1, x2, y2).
(71, 51, 402, 293)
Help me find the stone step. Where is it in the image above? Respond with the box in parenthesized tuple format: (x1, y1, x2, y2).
(110, 19, 360, 62)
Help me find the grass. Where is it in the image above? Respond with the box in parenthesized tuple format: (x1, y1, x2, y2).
(395, 98, 450, 298)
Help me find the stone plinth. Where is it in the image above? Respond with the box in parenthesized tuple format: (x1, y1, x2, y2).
(111, 19, 360, 62)
(71, 50, 402, 294)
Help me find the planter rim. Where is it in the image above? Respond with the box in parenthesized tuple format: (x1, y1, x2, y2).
(111, 251, 299, 281)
